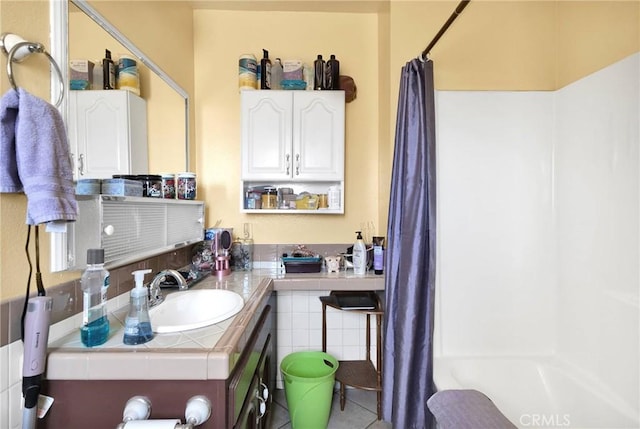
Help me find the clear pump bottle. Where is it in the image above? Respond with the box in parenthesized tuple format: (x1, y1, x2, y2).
(271, 58, 283, 90)
(80, 248, 110, 347)
(123, 269, 154, 345)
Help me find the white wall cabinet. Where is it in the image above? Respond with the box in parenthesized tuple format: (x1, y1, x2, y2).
(68, 196, 204, 270)
(240, 90, 345, 214)
(69, 90, 148, 179)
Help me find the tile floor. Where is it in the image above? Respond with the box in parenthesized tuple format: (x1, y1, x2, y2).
(269, 388, 393, 429)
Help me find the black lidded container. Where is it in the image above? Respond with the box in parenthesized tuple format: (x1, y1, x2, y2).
(135, 174, 162, 198)
(314, 54, 325, 90)
(102, 49, 115, 90)
(326, 54, 340, 90)
(260, 49, 272, 90)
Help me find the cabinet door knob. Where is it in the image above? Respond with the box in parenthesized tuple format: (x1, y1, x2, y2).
(285, 153, 290, 175)
(103, 224, 115, 236)
(295, 154, 300, 176)
(260, 382, 269, 400)
(257, 394, 267, 418)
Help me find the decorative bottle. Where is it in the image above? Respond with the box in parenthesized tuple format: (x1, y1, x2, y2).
(326, 54, 340, 90)
(314, 54, 325, 90)
(260, 49, 272, 90)
(102, 49, 115, 90)
(80, 248, 110, 347)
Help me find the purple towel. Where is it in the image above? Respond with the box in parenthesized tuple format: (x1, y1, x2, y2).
(0, 88, 77, 225)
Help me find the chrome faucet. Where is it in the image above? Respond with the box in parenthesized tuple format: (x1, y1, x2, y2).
(147, 269, 188, 307)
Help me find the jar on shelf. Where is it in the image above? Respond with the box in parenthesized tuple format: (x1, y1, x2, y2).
(161, 173, 176, 199)
(245, 188, 262, 209)
(231, 223, 254, 271)
(277, 187, 293, 209)
(261, 186, 277, 209)
(137, 174, 162, 198)
(177, 172, 196, 200)
(328, 185, 341, 210)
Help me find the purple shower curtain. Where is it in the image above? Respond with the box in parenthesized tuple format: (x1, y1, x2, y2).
(382, 58, 437, 429)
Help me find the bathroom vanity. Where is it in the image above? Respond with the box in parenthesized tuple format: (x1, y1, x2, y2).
(41, 269, 383, 429)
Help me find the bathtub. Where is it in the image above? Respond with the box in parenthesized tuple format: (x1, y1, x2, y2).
(433, 357, 639, 429)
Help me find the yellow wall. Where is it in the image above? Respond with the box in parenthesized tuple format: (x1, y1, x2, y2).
(193, 9, 382, 243)
(0, 0, 638, 301)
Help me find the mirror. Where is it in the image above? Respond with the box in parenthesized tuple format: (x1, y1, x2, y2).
(51, 0, 190, 174)
(49, 0, 191, 271)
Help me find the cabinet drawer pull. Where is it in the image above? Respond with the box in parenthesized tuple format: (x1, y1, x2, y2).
(78, 153, 85, 176)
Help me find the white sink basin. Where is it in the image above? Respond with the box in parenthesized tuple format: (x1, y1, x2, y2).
(149, 289, 244, 333)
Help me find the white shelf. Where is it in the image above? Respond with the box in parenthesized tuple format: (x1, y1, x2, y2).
(242, 208, 343, 215)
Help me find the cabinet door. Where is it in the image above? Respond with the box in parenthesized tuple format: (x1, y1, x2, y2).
(70, 91, 148, 179)
(293, 91, 345, 181)
(234, 374, 260, 429)
(241, 91, 293, 180)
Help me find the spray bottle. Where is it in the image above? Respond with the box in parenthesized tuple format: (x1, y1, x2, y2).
(123, 269, 154, 345)
(352, 231, 367, 275)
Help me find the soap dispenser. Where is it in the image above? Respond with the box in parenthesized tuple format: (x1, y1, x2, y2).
(352, 231, 367, 275)
(123, 269, 154, 345)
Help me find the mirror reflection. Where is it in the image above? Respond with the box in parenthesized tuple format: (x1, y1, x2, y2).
(68, 1, 188, 175)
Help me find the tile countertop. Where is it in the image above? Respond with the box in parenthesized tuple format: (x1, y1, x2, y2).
(45, 268, 384, 381)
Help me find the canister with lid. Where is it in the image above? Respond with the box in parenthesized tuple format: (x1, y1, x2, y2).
(328, 185, 341, 209)
(137, 175, 162, 198)
(161, 173, 176, 199)
(177, 172, 197, 200)
(261, 186, 277, 209)
(245, 188, 262, 209)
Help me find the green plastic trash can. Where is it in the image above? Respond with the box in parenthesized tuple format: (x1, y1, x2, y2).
(280, 351, 339, 429)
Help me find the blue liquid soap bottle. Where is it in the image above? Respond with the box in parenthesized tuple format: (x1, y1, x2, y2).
(80, 249, 110, 347)
(123, 269, 154, 345)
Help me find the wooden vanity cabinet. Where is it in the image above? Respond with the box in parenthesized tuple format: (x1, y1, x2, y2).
(41, 292, 276, 429)
(228, 293, 276, 429)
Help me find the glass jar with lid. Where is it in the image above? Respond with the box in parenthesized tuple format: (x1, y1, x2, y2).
(261, 186, 277, 209)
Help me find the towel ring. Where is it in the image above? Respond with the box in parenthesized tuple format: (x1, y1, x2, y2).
(5, 41, 64, 107)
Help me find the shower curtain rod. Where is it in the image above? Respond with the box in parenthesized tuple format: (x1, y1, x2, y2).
(421, 0, 471, 59)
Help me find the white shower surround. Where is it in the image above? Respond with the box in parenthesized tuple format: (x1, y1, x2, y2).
(434, 53, 639, 428)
